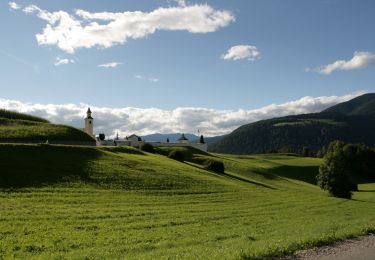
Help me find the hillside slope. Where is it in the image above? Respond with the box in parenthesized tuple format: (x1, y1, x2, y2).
(210, 93, 375, 154)
(0, 109, 95, 144)
(0, 144, 373, 259)
(323, 93, 375, 116)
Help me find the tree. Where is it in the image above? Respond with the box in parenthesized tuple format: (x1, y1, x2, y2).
(168, 150, 184, 161)
(98, 133, 105, 141)
(302, 146, 310, 157)
(317, 141, 353, 199)
(166, 138, 169, 143)
(140, 143, 155, 153)
(204, 159, 225, 173)
(199, 135, 205, 144)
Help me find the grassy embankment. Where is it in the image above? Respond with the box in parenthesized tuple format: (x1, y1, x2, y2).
(0, 144, 374, 259)
(0, 109, 93, 142)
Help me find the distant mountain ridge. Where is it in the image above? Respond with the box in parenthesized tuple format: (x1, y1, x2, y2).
(323, 93, 375, 116)
(142, 133, 225, 145)
(209, 93, 375, 154)
(142, 133, 199, 142)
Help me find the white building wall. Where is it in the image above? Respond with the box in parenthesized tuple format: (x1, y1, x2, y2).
(97, 139, 207, 152)
(138, 141, 208, 152)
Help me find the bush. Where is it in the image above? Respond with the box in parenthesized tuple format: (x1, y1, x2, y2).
(140, 143, 155, 153)
(168, 150, 184, 161)
(204, 159, 225, 173)
(317, 142, 353, 199)
(98, 133, 105, 141)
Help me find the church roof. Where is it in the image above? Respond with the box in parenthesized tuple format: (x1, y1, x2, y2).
(87, 107, 92, 113)
(178, 133, 188, 141)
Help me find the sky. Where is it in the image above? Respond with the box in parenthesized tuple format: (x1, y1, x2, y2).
(1, 0, 374, 137)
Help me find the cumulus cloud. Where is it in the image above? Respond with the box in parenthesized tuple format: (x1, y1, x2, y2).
(12, 2, 235, 53)
(54, 57, 74, 66)
(0, 92, 364, 138)
(9, 2, 21, 10)
(311, 51, 375, 75)
(222, 45, 260, 61)
(98, 62, 122, 68)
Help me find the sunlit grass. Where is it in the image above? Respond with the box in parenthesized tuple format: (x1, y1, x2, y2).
(0, 144, 374, 259)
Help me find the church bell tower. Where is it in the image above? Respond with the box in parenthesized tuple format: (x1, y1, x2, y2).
(84, 107, 94, 136)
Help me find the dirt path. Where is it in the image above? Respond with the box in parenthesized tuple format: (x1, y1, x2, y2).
(280, 234, 375, 260)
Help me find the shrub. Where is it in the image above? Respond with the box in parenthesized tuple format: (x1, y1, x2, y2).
(140, 143, 155, 153)
(168, 150, 184, 161)
(204, 159, 225, 173)
(98, 133, 105, 141)
(317, 143, 353, 199)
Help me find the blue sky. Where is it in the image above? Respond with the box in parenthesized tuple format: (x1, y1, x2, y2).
(0, 0, 374, 136)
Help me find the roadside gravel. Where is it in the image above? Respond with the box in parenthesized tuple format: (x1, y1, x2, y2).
(278, 234, 375, 260)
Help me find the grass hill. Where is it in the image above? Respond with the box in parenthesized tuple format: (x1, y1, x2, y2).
(0, 109, 95, 143)
(209, 93, 375, 154)
(0, 144, 374, 259)
(0, 109, 49, 123)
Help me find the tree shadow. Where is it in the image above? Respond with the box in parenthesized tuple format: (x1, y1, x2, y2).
(266, 165, 319, 185)
(0, 144, 101, 189)
(183, 161, 276, 190)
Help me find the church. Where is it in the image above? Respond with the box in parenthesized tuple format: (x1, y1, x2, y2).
(82, 108, 94, 137)
(83, 108, 208, 152)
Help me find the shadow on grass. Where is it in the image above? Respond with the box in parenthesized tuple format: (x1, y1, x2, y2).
(0, 144, 101, 188)
(267, 165, 319, 185)
(184, 161, 276, 190)
(219, 171, 276, 189)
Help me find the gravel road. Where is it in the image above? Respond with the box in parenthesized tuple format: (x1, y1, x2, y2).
(279, 234, 375, 260)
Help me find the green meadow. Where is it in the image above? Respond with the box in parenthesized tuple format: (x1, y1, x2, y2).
(0, 144, 374, 259)
(0, 117, 94, 143)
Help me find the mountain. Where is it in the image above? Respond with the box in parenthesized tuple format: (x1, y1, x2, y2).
(0, 109, 95, 144)
(209, 93, 375, 154)
(142, 133, 198, 142)
(142, 133, 225, 145)
(323, 93, 375, 116)
(203, 135, 226, 145)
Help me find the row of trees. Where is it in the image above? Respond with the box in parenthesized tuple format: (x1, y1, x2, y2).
(317, 140, 375, 199)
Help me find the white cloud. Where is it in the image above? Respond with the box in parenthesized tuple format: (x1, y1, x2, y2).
(148, 78, 159, 83)
(98, 62, 122, 68)
(135, 75, 159, 83)
(9, 2, 21, 10)
(0, 92, 364, 138)
(222, 45, 260, 61)
(311, 51, 375, 75)
(176, 0, 187, 7)
(54, 57, 74, 66)
(13, 2, 235, 54)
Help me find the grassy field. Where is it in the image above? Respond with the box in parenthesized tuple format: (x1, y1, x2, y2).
(0, 117, 94, 142)
(0, 144, 374, 259)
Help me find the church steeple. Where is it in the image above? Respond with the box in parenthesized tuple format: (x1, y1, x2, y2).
(84, 107, 94, 136)
(86, 107, 93, 119)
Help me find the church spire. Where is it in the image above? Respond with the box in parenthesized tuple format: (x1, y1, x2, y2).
(84, 107, 94, 136)
(86, 107, 93, 119)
